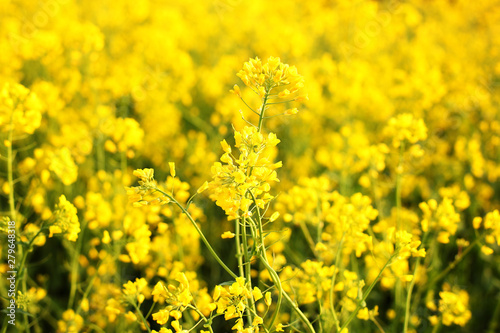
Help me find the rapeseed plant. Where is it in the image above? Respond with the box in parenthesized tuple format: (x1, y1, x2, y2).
(1, 1, 499, 333)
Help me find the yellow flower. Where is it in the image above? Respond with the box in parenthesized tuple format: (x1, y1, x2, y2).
(481, 245, 494, 255)
(420, 198, 460, 243)
(230, 84, 241, 97)
(49, 148, 78, 186)
(264, 291, 272, 306)
(209, 126, 282, 220)
(124, 311, 137, 323)
(357, 307, 370, 320)
(438, 286, 471, 327)
(123, 278, 148, 305)
(237, 57, 305, 98)
(57, 309, 84, 333)
(102, 230, 111, 244)
(384, 113, 428, 148)
(49, 195, 80, 242)
(152, 309, 170, 325)
(0, 82, 43, 135)
(221, 231, 235, 239)
(133, 168, 155, 184)
(252, 315, 263, 326)
(252, 287, 263, 301)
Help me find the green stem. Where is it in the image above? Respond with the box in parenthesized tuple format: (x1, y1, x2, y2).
(257, 91, 270, 132)
(242, 216, 256, 323)
(186, 304, 214, 333)
(395, 143, 404, 233)
(131, 301, 152, 333)
(403, 232, 429, 333)
(329, 233, 345, 332)
(68, 231, 84, 309)
(425, 236, 482, 290)
(403, 259, 421, 332)
(487, 292, 500, 333)
(282, 290, 316, 333)
(259, 255, 283, 330)
(145, 301, 157, 320)
(340, 252, 398, 331)
(16, 228, 46, 282)
(75, 260, 104, 316)
(247, 191, 281, 329)
(371, 316, 386, 333)
(298, 219, 316, 254)
(431, 318, 442, 333)
(7, 126, 15, 221)
(155, 188, 238, 279)
(394, 143, 405, 327)
(235, 218, 245, 279)
(248, 191, 315, 333)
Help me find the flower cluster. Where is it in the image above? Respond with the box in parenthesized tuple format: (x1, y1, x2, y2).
(383, 113, 428, 149)
(428, 284, 472, 327)
(126, 168, 169, 207)
(420, 198, 461, 244)
(0, 82, 43, 135)
(49, 195, 81, 242)
(209, 126, 281, 220)
(235, 56, 305, 102)
(213, 277, 268, 332)
(1, 1, 500, 332)
(473, 209, 500, 255)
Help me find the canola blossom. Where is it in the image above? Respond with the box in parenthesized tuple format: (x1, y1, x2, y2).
(1, 1, 499, 333)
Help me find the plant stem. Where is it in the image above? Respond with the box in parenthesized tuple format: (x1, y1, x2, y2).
(187, 304, 214, 333)
(395, 143, 404, 233)
(248, 191, 282, 329)
(247, 191, 315, 333)
(257, 91, 270, 132)
(403, 258, 421, 332)
(329, 233, 345, 332)
(7, 127, 15, 222)
(431, 318, 442, 333)
(155, 188, 238, 279)
(298, 219, 316, 254)
(236, 218, 245, 278)
(371, 316, 386, 333)
(68, 228, 84, 310)
(403, 232, 429, 333)
(259, 255, 283, 329)
(131, 301, 152, 333)
(425, 236, 482, 290)
(282, 290, 316, 333)
(487, 292, 500, 333)
(242, 216, 256, 320)
(340, 252, 398, 332)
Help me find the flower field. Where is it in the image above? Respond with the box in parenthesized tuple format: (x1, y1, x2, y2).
(1, 0, 500, 332)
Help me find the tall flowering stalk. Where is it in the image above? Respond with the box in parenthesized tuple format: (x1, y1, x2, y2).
(127, 56, 313, 333)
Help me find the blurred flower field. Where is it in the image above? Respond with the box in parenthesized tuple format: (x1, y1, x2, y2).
(1, 0, 500, 332)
